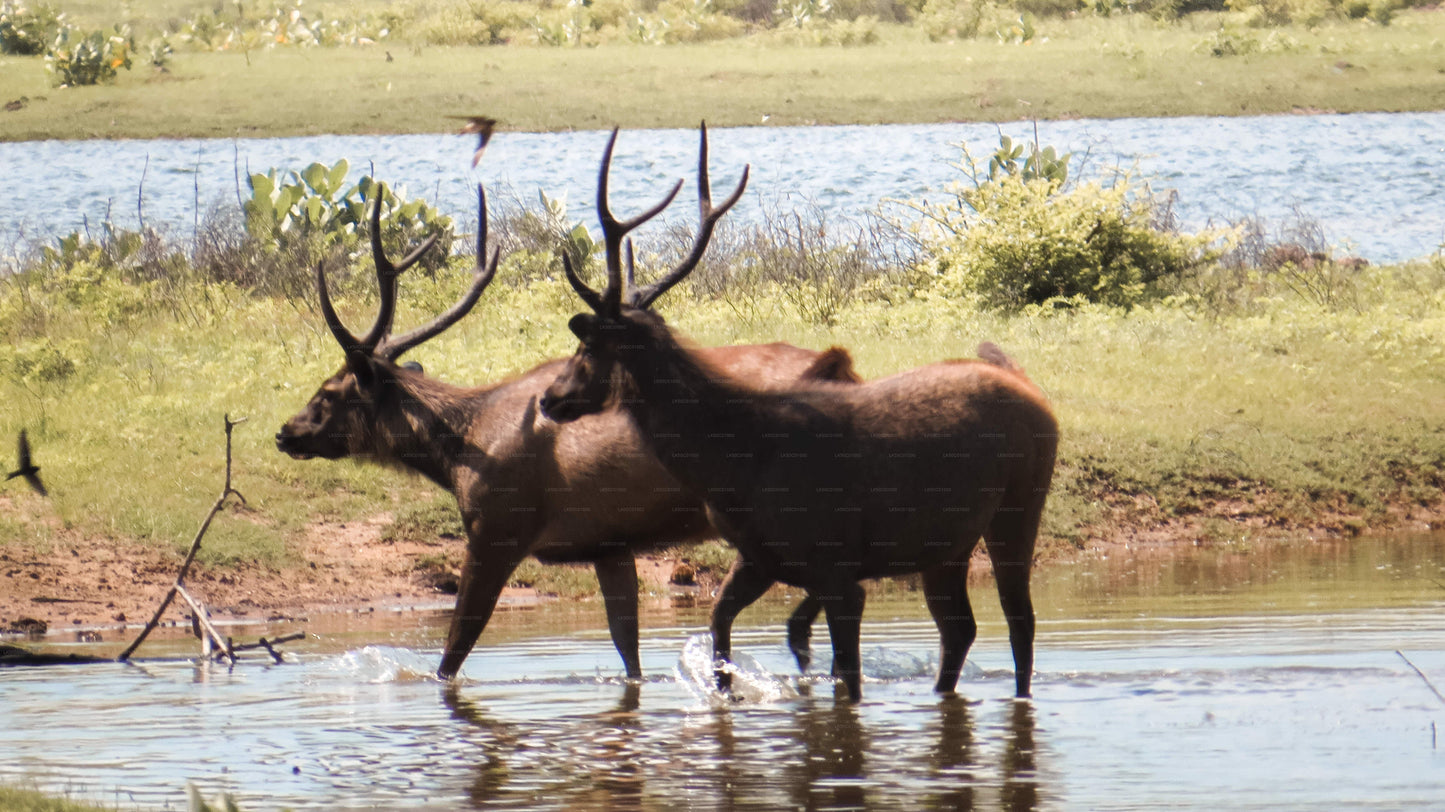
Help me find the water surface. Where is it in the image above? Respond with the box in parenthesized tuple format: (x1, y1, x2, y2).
(3, 112, 1443, 264)
(2, 534, 1443, 810)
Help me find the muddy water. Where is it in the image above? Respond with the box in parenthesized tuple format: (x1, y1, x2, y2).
(2, 534, 1443, 810)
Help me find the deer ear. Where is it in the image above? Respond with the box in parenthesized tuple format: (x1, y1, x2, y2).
(568, 313, 596, 341)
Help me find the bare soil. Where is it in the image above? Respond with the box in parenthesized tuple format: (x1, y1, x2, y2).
(1, 490, 1440, 644)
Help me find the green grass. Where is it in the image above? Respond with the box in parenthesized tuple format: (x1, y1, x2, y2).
(4, 243, 1443, 572)
(0, 785, 114, 812)
(2, 11, 1445, 140)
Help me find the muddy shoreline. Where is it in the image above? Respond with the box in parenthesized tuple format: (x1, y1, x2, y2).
(2, 494, 1441, 644)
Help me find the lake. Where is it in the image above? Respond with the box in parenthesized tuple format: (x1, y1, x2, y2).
(2, 532, 1442, 810)
(2, 111, 1444, 265)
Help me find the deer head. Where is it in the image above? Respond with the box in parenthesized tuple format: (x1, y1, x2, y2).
(276, 183, 500, 460)
(540, 124, 748, 423)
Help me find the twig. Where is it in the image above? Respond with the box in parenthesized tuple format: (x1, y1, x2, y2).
(193, 143, 203, 252)
(1396, 650, 1445, 707)
(117, 415, 248, 662)
(177, 585, 235, 664)
(230, 632, 305, 655)
(137, 154, 149, 233)
(258, 637, 283, 664)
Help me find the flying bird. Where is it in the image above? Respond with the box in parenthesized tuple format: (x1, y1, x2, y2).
(6, 429, 47, 497)
(448, 115, 498, 167)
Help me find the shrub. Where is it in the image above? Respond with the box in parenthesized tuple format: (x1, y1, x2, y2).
(631, 0, 747, 44)
(421, 0, 533, 44)
(917, 0, 995, 39)
(0, 0, 64, 55)
(243, 160, 456, 285)
(906, 137, 1225, 310)
(44, 25, 133, 87)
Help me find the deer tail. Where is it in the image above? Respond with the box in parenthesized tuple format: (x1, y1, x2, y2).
(799, 346, 864, 384)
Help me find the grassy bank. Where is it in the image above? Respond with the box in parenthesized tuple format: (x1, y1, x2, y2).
(1, 9, 1444, 140)
(0, 785, 111, 812)
(2, 229, 1443, 580)
(2, 128, 1442, 603)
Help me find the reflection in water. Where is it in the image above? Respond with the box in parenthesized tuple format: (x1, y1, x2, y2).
(999, 702, 1039, 812)
(789, 699, 868, 810)
(440, 680, 1049, 811)
(929, 697, 977, 811)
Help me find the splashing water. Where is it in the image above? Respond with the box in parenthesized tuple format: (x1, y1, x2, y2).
(860, 645, 956, 681)
(674, 634, 799, 705)
(323, 646, 439, 684)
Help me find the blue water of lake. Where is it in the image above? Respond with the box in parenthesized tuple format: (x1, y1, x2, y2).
(2, 111, 1443, 264)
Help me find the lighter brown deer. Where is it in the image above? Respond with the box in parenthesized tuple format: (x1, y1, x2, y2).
(277, 181, 857, 680)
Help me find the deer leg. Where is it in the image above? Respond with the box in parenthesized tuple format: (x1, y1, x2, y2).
(438, 543, 529, 680)
(711, 557, 774, 695)
(992, 556, 1035, 698)
(786, 594, 822, 673)
(594, 550, 643, 679)
(820, 581, 867, 702)
(987, 507, 1040, 698)
(922, 557, 977, 695)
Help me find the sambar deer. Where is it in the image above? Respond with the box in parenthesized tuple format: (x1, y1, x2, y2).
(276, 181, 858, 681)
(540, 126, 1059, 701)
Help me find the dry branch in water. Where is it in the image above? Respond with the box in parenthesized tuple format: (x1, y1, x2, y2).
(1397, 650, 1445, 707)
(118, 414, 256, 663)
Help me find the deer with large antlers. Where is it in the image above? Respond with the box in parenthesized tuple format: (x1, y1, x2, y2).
(539, 126, 1059, 701)
(276, 180, 859, 681)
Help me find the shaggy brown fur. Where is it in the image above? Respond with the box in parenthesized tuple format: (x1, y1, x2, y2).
(275, 182, 862, 679)
(540, 126, 1058, 700)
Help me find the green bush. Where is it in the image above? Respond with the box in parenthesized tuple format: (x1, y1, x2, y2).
(0, 0, 64, 55)
(917, 0, 996, 40)
(244, 160, 456, 276)
(44, 25, 132, 87)
(906, 138, 1225, 310)
(420, 0, 534, 44)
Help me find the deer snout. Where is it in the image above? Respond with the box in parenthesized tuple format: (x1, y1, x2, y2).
(274, 427, 316, 460)
(538, 391, 570, 422)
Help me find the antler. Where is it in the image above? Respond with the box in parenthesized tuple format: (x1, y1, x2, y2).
(378, 184, 499, 360)
(629, 123, 749, 310)
(317, 182, 498, 365)
(563, 128, 684, 317)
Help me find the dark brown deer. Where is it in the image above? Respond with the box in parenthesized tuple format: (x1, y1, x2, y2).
(276, 181, 859, 681)
(540, 126, 1059, 701)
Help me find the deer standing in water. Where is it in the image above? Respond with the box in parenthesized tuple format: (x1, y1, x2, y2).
(276, 182, 857, 680)
(540, 126, 1059, 700)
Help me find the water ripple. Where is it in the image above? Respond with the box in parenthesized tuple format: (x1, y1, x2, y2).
(3, 112, 1443, 263)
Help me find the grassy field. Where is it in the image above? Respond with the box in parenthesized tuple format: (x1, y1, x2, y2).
(3, 231, 1443, 573)
(2, 9, 1445, 140)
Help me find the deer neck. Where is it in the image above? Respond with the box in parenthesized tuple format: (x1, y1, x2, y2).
(374, 372, 486, 492)
(611, 319, 772, 508)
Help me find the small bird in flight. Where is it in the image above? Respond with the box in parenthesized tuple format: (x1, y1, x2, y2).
(448, 115, 497, 167)
(6, 429, 47, 497)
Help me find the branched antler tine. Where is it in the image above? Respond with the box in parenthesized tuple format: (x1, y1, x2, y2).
(381, 184, 496, 360)
(358, 182, 442, 351)
(315, 261, 364, 354)
(594, 128, 683, 314)
(624, 238, 636, 292)
(563, 251, 604, 312)
(632, 124, 750, 310)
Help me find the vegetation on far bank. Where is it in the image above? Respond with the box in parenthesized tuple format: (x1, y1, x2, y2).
(0, 785, 112, 812)
(2, 132, 1442, 599)
(1, 0, 1444, 139)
